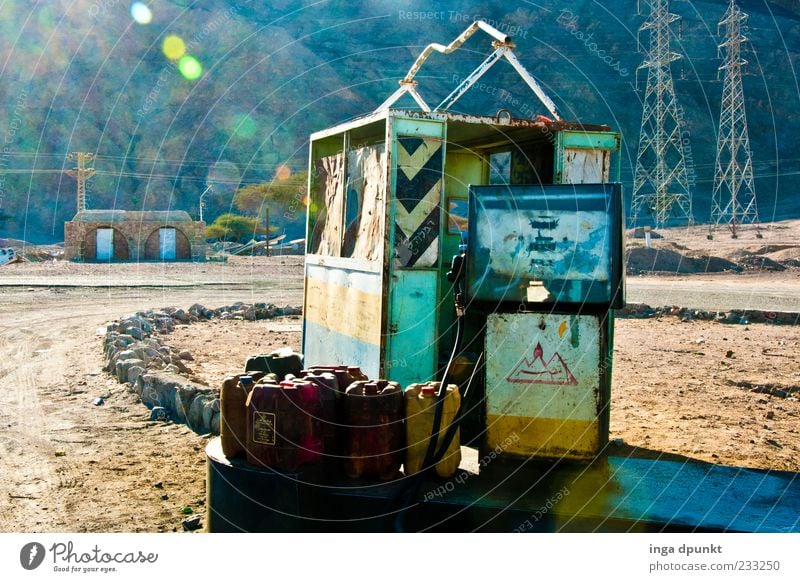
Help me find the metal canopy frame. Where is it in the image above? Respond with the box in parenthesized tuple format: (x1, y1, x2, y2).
(375, 20, 561, 121)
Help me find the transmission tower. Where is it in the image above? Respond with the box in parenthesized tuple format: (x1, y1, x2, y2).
(709, 0, 760, 239)
(631, 0, 693, 228)
(66, 152, 96, 213)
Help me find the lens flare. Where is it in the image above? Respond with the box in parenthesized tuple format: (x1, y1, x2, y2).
(232, 114, 257, 139)
(130, 3, 153, 24)
(162, 35, 186, 60)
(275, 165, 292, 181)
(178, 56, 203, 80)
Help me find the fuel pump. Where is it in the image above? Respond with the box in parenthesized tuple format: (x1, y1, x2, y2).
(464, 182, 624, 461)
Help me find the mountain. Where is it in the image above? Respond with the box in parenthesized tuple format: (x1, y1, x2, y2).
(0, 0, 798, 243)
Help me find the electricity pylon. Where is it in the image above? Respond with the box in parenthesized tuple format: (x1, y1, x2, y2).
(67, 152, 96, 213)
(709, 0, 761, 239)
(632, 0, 693, 228)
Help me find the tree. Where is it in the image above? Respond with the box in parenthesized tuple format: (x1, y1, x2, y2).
(234, 171, 307, 215)
(205, 213, 265, 243)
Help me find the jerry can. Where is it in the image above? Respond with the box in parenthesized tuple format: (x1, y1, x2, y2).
(244, 348, 303, 379)
(298, 372, 340, 463)
(220, 375, 253, 459)
(307, 365, 368, 395)
(404, 383, 461, 478)
(343, 380, 404, 480)
(245, 379, 324, 471)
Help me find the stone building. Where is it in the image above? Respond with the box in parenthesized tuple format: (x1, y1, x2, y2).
(64, 210, 205, 261)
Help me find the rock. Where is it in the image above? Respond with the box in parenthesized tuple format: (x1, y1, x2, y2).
(92, 397, 105, 406)
(187, 396, 206, 431)
(695, 337, 705, 345)
(153, 482, 163, 489)
(173, 309, 190, 323)
(142, 347, 165, 366)
(725, 350, 734, 358)
(116, 358, 145, 383)
(127, 364, 144, 387)
(165, 364, 181, 374)
(210, 411, 220, 435)
(179, 351, 194, 361)
(154, 317, 174, 332)
(182, 514, 203, 531)
(202, 400, 215, 430)
(150, 406, 168, 421)
(766, 411, 775, 420)
(243, 308, 257, 321)
(123, 326, 145, 340)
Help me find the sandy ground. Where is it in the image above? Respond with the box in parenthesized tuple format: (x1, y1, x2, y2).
(0, 253, 798, 532)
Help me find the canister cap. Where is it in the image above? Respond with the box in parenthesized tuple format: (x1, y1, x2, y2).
(239, 375, 254, 386)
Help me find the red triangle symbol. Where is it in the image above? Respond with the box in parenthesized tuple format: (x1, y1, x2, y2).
(506, 342, 578, 385)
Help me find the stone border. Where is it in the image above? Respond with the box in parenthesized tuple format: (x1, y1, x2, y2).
(103, 302, 302, 434)
(616, 304, 800, 325)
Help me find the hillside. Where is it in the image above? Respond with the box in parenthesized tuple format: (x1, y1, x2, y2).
(0, 0, 798, 243)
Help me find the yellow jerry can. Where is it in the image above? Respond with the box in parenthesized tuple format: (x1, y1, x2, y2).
(404, 383, 461, 478)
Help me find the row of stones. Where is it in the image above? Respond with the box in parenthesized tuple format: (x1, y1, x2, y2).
(616, 304, 800, 325)
(103, 302, 302, 435)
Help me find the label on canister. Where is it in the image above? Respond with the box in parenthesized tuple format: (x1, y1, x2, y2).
(253, 411, 276, 445)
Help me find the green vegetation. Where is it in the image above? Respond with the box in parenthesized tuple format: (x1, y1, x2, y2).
(205, 213, 266, 243)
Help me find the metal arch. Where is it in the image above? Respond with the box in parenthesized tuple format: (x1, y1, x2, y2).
(374, 20, 561, 121)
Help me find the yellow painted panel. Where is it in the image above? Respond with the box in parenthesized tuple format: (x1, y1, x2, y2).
(486, 414, 601, 460)
(304, 277, 382, 346)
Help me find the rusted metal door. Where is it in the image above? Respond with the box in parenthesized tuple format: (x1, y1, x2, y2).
(385, 118, 445, 385)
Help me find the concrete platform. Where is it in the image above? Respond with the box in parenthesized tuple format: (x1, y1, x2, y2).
(205, 438, 800, 532)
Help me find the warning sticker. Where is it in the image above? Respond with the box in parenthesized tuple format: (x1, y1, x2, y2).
(253, 411, 276, 445)
(506, 342, 577, 385)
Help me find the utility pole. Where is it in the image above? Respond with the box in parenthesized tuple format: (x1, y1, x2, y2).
(709, 0, 760, 239)
(632, 0, 693, 228)
(198, 184, 213, 224)
(66, 152, 96, 213)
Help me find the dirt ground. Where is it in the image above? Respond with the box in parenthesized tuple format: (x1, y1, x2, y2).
(0, 249, 798, 532)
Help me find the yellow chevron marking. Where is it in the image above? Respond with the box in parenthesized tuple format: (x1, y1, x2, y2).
(395, 182, 441, 238)
(397, 139, 442, 181)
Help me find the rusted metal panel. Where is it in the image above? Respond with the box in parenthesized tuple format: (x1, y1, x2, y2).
(344, 145, 387, 262)
(555, 129, 619, 184)
(308, 153, 345, 257)
(485, 312, 608, 460)
(562, 148, 611, 184)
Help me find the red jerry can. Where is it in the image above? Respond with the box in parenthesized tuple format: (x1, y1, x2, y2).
(245, 380, 324, 471)
(343, 380, 404, 480)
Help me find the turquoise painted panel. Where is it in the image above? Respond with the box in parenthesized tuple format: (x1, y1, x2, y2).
(303, 320, 381, 379)
(385, 269, 438, 385)
(557, 130, 619, 150)
(391, 117, 443, 138)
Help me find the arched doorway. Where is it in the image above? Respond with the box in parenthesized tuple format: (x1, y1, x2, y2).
(143, 227, 191, 260)
(84, 227, 129, 261)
